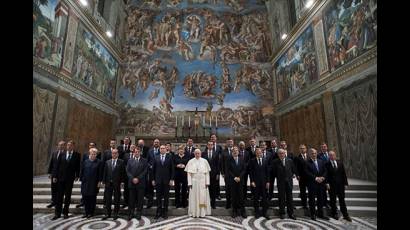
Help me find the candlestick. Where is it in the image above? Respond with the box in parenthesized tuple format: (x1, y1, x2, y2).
(188, 116, 191, 127)
(203, 114, 205, 126)
(209, 115, 212, 127)
(175, 115, 178, 127)
(182, 115, 184, 126)
(216, 115, 218, 127)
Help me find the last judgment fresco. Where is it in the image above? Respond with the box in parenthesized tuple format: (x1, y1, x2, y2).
(117, 0, 275, 138)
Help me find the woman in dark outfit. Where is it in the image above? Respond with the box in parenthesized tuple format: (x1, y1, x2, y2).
(80, 148, 103, 218)
(173, 145, 190, 208)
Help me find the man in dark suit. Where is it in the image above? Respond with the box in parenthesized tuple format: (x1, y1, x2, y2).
(165, 142, 175, 157)
(101, 139, 117, 163)
(117, 136, 131, 160)
(102, 148, 124, 220)
(79, 148, 103, 218)
(47, 140, 66, 208)
(137, 139, 150, 159)
(305, 148, 329, 221)
(173, 145, 190, 208)
(238, 141, 251, 201)
(267, 139, 279, 200)
(120, 144, 134, 208)
(152, 145, 174, 219)
(51, 140, 81, 220)
(227, 146, 247, 218)
(318, 142, 330, 208)
(207, 134, 222, 199)
(146, 139, 161, 208)
(184, 138, 196, 159)
(295, 144, 309, 210)
(202, 141, 220, 209)
(245, 137, 258, 160)
(249, 148, 270, 219)
(325, 150, 351, 221)
(127, 146, 148, 220)
(220, 138, 234, 208)
(280, 140, 294, 160)
(272, 148, 297, 220)
(77, 142, 97, 208)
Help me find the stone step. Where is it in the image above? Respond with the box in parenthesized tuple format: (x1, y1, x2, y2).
(32, 182, 377, 190)
(32, 203, 377, 217)
(32, 188, 377, 198)
(33, 194, 377, 206)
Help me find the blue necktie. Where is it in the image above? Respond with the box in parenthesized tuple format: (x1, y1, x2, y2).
(314, 160, 319, 172)
(161, 155, 165, 165)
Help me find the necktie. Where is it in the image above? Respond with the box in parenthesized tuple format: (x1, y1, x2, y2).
(282, 158, 285, 167)
(333, 160, 337, 169)
(235, 157, 238, 165)
(112, 159, 116, 168)
(161, 155, 164, 164)
(214, 144, 216, 152)
(189, 147, 191, 153)
(258, 158, 261, 166)
(228, 148, 231, 155)
(208, 150, 212, 159)
(263, 151, 266, 159)
(67, 152, 71, 161)
(314, 160, 319, 172)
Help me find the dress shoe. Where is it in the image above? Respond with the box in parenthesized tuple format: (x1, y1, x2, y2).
(76, 203, 84, 208)
(113, 215, 118, 220)
(146, 200, 153, 208)
(225, 204, 231, 209)
(63, 214, 69, 219)
(255, 212, 260, 219)
(127, 215, 133, 221)
(279, 214, 285, 219)
(121, 204, 128, 208)
(162, 212, 168, 219)
(51, 215, 60, 220)
(87, 214, 94, 219)
(332, 214, 339, 220)
(311, 215, 317, 221)
(263, 214, 269, 219)
(319, 215, 330, 220)
(231, 210, 237, 218)
(102, 215, 110, 220)
(211, 205, 216, 209)
(241, 212, 247, 218)
(47, 203, 55, 208)
(175, 205, 181, 209)
(136, 214, 141, 220)
(154, 212, 161, 219)
(343, 216, 352, 222)
(217, 196, 221, 200)
(288, 214, 297, 220)
(82, 214, 88, 218)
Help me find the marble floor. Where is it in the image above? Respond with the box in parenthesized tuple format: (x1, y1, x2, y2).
(33, 213, 377, 229)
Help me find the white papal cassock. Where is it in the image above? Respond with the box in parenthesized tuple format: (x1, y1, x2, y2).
(185, 157, 212, 217)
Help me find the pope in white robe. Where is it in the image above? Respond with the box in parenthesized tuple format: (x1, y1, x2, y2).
(185, 149, 212, 217)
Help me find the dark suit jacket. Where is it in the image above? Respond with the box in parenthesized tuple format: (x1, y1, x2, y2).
(173, 154, 190, 179)
(294, 154, 309, 180)
(117, 144, 131, 160)
(272, 158, 297, 185)
(80, 159, 103, 196)
(305, 158, 328, 188)
(318, 152, 330, 162)
(249, 157, 270, 186)
(103, 158, 125, 186)
(184, 146, 196, 158)
(325, 160, 348, 190)
(52, 151, 81, 182)
(152, 154, 174, 184)
(139, 146, 150, 159)
(227, 157, 246, 185)
(204, 144, 222, 155)
(101, 149, 113, 162)
(202, 150, 220, 177)
(147, 147, 160, 168)
(267, 147, 279, 159)
(245, 145, 259, 159)
(220, 147, 233, 176)
(48, 150, 63, 175)
(126, 157, 148, 189)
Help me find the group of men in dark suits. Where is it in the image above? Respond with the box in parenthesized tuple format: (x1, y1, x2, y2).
(47, 136, 351, 222)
